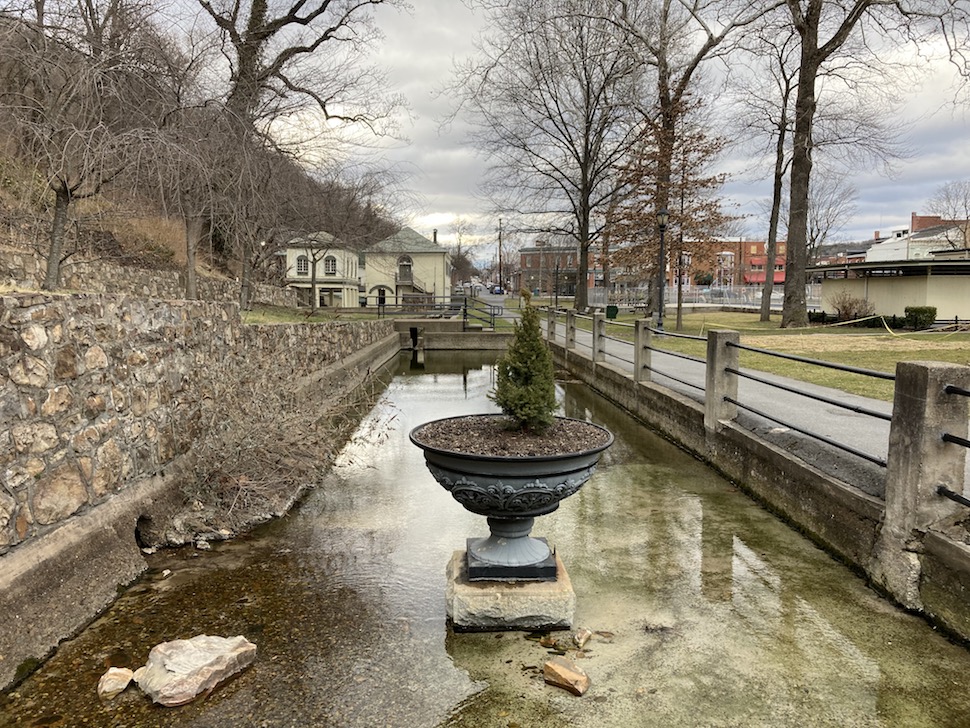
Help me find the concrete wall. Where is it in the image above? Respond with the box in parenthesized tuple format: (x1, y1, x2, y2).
(820, 275, 970, 319)
(0, 245, 297, 308)
(0, 292, 397, 689)
(550, 334, 970, 643)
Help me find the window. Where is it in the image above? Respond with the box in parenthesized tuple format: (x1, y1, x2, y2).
(296, 255, 309, 276)
(751, 245, 758, 254)
(324, 256, 337, 275)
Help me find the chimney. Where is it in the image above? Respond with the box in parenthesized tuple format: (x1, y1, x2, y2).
(874, 231, 880, 240)
(433, 228, 437, 243)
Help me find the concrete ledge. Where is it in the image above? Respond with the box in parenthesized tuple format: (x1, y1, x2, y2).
(0, 472, 183, 689)
(921, 531, 970, 640)
(446, 550, 575, 631)
(424, 332, 513, 350)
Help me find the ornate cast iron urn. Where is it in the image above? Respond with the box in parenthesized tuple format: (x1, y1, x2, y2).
(410, 414, 613, 579)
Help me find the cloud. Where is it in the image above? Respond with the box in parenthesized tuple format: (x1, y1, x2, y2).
(375, 3, 970, 250)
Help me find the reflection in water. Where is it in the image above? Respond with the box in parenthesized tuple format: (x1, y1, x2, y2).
(3, 350, 970, 728)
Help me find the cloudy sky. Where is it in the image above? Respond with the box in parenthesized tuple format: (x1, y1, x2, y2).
(373, 1, 970, 255)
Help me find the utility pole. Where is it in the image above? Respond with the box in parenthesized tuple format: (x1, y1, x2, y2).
(498, 218, 503, 292)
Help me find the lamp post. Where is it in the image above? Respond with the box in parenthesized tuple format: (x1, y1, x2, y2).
(656, 207, 669, 331)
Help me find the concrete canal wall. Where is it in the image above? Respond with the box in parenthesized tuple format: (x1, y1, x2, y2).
(550, 333, 970, 645)
(0, 292, 398, 689)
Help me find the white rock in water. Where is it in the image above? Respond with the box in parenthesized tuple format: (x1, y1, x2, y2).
(133, 634, 256, 707)
(98, 666, 134, 699)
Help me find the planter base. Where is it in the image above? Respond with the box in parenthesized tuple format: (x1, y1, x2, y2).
(446, 550, 575, 632)
(466, 538, 557, 581)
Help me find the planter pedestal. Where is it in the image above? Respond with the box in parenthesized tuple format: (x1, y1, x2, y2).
(445, 551, 575, 632)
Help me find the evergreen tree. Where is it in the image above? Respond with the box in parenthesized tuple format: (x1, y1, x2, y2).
(490, 292, 557, 432)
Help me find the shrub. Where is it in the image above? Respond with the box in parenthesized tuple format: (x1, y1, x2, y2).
(490, 290, 557, 432)
(904, 306, 937, 330)
(827, 290, 875, 322)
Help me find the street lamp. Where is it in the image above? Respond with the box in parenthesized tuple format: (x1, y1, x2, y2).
(656, 207, 669, 331)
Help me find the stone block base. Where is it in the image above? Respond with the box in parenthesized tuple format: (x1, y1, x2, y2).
(445, 550, 575, 631)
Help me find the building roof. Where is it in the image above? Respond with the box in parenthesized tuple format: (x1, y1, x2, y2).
(287, 231, 337, 247)
(370, 227, 447, 254)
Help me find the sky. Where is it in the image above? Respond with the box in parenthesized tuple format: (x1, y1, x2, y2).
(373, 1, 970, 258)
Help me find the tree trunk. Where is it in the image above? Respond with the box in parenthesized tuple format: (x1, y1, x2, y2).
(239, 241, 253, 311)
(760, 121, 788, 322)
(184, 216, 204, 300)
(43, 185, 70, 290)
(309, 253, 319, 314)
(781, 52, 818, 328)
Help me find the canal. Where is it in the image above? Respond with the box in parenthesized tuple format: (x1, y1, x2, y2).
(3, 350, 970, 727)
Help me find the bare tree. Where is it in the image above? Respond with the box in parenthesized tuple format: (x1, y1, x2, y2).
(778, 0, 970, 327)
(0, 9, 177, 288)
(453, 0, 646, 310)
(730, 18, 908, 322)
(186, 0, 405, 305)
(927, 179, 970, 247)
(450, 216, 475, 254)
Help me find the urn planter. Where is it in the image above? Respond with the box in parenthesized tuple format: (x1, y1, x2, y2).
(410, 414, 613, 579)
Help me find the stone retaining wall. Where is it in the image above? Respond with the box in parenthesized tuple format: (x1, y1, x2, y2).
(0, 292, 394, 552)
(0, 246, 296, 308)
(0, 292, 397, 689)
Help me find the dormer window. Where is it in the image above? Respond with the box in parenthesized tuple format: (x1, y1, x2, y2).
(296, 255, 309, 275)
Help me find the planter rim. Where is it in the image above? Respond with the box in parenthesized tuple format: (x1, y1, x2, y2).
(409, 414, 614, 463)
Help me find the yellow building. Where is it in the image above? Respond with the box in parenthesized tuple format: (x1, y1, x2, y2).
(362, 227, 452, 307)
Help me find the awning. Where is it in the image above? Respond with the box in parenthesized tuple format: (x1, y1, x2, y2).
(743, 272, 785, 284)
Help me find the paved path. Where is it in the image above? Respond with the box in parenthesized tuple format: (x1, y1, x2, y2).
(547, 318, 892, 497)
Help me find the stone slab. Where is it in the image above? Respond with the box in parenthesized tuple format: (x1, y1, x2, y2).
(446, 550, 575, 631)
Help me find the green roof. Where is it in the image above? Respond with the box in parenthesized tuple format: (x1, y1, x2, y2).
(370, 227, 447, 254)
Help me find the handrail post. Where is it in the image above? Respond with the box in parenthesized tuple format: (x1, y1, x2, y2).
(566, 310, 576, 349)
(547, 307, 557, 343)
(874, 361, 970, 608)
(634, 319, 652, 383)
(705, 329, 739, 432)
(592, 312, 606, 362)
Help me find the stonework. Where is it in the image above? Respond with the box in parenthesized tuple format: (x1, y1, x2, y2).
(0, 244, 297, 308)
(0, 291, 394, 553)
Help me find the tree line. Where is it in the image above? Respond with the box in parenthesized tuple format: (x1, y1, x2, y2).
(451, 0, 970, 325)
(0, 0, 405, 306)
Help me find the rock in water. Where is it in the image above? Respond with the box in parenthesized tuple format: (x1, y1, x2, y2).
(97, 667, 134, 699)
(543, 655, 590, 696)
(133, 634, 256, 706)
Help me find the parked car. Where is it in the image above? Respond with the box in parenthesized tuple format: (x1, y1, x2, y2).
(491, 286, 504, 295)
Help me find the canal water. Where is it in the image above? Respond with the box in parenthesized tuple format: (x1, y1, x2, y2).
(4, 350, 970, 727)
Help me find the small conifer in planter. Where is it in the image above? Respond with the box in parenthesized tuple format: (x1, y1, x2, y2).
(489, 290, 557, 432)
(409, 288, 613, 574)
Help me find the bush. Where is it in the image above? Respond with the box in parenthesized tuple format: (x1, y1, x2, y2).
(827, 290, 875, 322)
(490, 290, 557, 432)
(904, 306, 937, 330)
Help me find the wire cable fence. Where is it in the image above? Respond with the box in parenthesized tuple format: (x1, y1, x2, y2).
(723, 340, 895, 468)
(543, 307, 896, 474)
(939, 384, 970, 508)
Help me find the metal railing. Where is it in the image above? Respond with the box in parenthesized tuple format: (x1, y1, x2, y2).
(722, 340, 894, 467)
(543, 306, 895, 472)
(939, 384, 970, 508)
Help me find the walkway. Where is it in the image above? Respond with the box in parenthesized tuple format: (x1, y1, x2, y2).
(548, 318, 892, 497)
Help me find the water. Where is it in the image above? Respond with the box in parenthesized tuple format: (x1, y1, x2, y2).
(3, 350, 970, 727)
